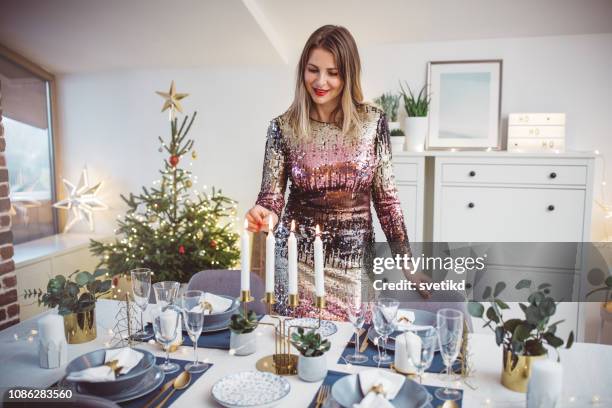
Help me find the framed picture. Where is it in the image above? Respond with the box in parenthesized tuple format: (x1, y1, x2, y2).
(426, 60, 502, 150)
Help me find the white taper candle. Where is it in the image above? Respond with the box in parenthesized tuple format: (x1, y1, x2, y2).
(265, 216, 276, 293)
(241, 219, 250, 291)
(288, 220, 298, 295)
(314, 224, 325, 297)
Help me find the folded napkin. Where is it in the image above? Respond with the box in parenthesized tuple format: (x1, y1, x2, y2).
(353, 369, 404, 408)
(395, 309, 433, 332)
(66, 348, 144, 383)
(202, 292, 232, 314)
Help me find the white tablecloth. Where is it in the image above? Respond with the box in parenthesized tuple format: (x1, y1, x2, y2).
(0, 299, 610, 407)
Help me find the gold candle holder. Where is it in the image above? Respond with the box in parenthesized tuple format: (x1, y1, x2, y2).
(263, 292, 276, 305)
(240, 290, 254, 315)
(288, 294, 299, 308)
(314, 295, 326, 309)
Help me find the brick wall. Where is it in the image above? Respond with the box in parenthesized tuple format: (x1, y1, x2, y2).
(0, 81, 19, 330)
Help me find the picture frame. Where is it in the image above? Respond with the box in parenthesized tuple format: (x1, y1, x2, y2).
(426, 60, 503, 150)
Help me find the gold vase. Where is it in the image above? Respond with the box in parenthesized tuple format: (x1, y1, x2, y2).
(501, 348, 546, 392)
(64, 308, 97, 344)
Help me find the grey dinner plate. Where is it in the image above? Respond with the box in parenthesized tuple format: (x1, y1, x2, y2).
(75, 366, 165, 403)
(331, 374, 432, 408)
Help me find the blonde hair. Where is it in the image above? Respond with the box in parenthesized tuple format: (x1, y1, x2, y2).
(287, 25, 364, 138)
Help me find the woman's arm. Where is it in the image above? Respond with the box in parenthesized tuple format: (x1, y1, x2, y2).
(372, 112, 411, 253)
(252, 119, 288, 228)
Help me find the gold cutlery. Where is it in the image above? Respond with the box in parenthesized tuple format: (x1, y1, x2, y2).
(142, 376, 178, 408)
(359, 336, 369, 352)
(104, 360, 123, 376)
(348, 328, 366, 344)
(438, 400, 459, 408)
(315, 384, 330, 408)
(155, 370, 191, 408)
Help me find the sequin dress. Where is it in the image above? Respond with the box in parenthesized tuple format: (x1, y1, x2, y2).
(255, 105, 412, 320)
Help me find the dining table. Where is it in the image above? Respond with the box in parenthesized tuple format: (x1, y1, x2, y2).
(0, 299, 610, 407)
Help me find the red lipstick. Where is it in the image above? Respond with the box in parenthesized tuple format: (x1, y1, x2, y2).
(314, 88, 329, 97)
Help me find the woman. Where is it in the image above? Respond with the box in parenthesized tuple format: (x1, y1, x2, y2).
(246, 25, 418, 320)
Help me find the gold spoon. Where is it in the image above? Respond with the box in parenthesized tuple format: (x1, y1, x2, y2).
(439, 400, 460, 408)
(155, 370, 191, 408)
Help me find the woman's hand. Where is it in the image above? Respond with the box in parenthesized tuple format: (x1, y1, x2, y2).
(245, 205, 278, 233)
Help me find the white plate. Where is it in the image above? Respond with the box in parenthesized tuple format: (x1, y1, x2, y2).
(331, 374, 431, 408)
(286, 318, 338, 337)
(212, 371, 291, 408)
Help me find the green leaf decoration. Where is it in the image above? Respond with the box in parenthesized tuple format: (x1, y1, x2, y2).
(494, 282, 506, 297)
(566, 331, 575, 349)
(486, 306, 500, 323)
(516, 279, 532, 290)
(75, 271, 94, 287)
(482, 286, 492, 300)
(495, 298, 510, 310)
(495, 326, 504, 346)
(467, 301, 484, 318)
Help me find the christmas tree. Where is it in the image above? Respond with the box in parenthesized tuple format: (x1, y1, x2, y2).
(90, 81, 240, 282)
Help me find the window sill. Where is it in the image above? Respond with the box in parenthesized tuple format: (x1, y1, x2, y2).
(13, 233, 111, 269)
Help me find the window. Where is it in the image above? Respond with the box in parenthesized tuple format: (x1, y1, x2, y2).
(0, 52, 57, 244)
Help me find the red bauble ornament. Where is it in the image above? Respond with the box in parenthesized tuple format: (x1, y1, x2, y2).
(178, 245, 185, 254)
(210, 240, 217, 249)
(169, 155, 179, 167)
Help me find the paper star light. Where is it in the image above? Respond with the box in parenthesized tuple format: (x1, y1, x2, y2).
(53, 167, 108, 232)
(155, 80, 189, 114)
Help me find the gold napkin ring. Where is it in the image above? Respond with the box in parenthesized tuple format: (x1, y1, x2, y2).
(369, 384, 386, 395)
(104, 359, 124, 376)
(201, 301, 213, 313)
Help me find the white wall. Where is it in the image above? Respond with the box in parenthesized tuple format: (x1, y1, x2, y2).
(56, 32, 612, 342)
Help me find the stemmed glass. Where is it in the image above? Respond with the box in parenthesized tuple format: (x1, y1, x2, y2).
(130, 268, 154, 341)
(410, 327, 438, 384)
(435, 308, 464, 401)
(182, 290, 208, 373)
(345, 300, 368, 364)
(152, 305, 181, 374)
(372, 298, 399, 365)
(153, 281, 180, 310)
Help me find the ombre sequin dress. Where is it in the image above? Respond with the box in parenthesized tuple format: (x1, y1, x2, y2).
(255, 105, 412, 320)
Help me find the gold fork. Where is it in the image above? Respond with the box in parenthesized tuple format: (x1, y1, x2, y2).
(315, 384, 330, 408)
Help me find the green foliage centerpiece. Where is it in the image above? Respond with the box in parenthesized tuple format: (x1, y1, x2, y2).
(24, 269, 112, 343)
(229, 309, 259, 356)
(291, 327, 331, 382)
(468, 279, 574, 392)
(90, 82, 240, 282)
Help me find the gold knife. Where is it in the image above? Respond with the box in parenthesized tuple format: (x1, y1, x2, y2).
(348, 328, 366, 345)
(359, 335, 369, 352)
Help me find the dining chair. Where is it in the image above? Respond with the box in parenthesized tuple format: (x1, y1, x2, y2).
(187, 270, 266, 315)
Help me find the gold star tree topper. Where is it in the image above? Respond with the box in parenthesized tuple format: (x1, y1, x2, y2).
(155, 81, 189, 114)
(53, 167, 108, 232)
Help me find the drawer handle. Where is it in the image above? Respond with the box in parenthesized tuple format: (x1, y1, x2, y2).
(469, 171, 476, 177)
(547, 205, 555, 211)
(549, 172, 557, 179)
(468, 202, 475, 208)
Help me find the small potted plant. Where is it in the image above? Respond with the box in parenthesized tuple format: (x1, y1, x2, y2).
(229, 309, 259, 356)
(290, 327, 331, 382)
(24, 269, 112, 344)
(468, 280, 574, 393)
(374, 92, 400, 130)
(399, 82, 430, 152)
(389, 128, 406, 153)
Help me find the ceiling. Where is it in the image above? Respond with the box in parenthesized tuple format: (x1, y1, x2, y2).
(1, 0, 611, 74)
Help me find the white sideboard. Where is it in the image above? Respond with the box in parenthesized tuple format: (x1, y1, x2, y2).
(373, 150, 595, 340)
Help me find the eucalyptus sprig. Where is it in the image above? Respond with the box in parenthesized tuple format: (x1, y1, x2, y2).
(24, 269, 112, 316)
(399, 82, 430, 117)
(467, 279, 574, 368)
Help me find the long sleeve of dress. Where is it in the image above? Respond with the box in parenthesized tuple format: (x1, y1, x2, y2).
(255, 119, 288, 219)
(372, 112, 412, 256)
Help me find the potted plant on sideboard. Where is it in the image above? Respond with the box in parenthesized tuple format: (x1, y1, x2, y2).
(468, 280, 574, 392)
(290, 327, 331, 382)
(24, 269, 112, 344)
(389, 128, 406, 153)
(400, 82, 430, 152)
(374, 92, 400, 131)
(229, 309, 259, 356)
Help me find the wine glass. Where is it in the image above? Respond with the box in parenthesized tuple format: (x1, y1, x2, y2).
(130, 268, 154, 341)
(410, 327, 438, 384)
(153, 281, 180, 310)
(345, 300, 368, 364)
(182, 290, 207, 373)
(152, 305, 181, 374)
(372, 298, 399, 365)
(435, 308, 464, 401)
